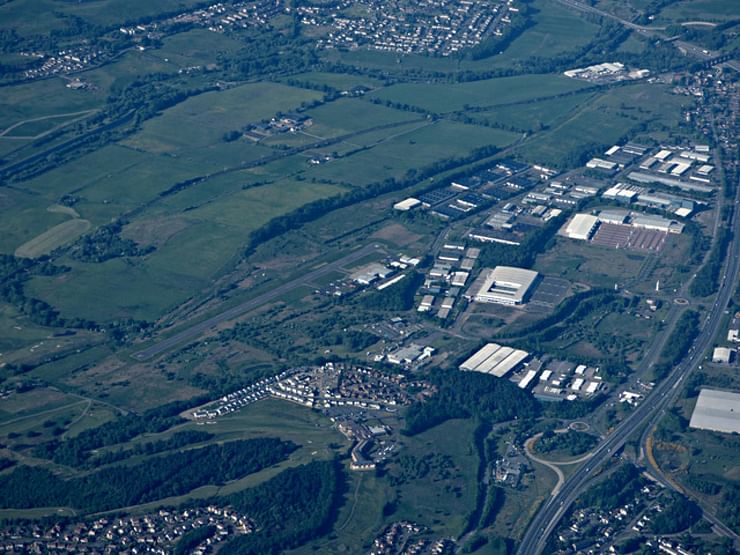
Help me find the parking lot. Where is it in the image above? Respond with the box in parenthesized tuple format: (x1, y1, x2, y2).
(529, 276, 571, 308)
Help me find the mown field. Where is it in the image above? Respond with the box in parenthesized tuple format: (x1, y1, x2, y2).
(367, 74, 591, 114)
(514, 83, 689, 167)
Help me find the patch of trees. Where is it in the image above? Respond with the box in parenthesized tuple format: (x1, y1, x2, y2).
(388, 452, 457, 486)
(361, 272, 423, 311)
(221, 460, 341, 554)
(689, 224, 732, 297)
(652, 310, 699, 380)
(0, 459, 16, 472)
(684, 221, 710, 267)
(686, 475, 721, 496)
(718, 484, 740, 533)
(575, 464, 646, 512)
(478, 214, 566, 269)
(651, 492, 702, 534)
(329, 330, 378, 351)
(174, 525, 217, 555)
(497, 289, 615, 339)
(535, 429, 597, 456)
(403, 369, 539, 435)
(33, 398, 208, 467)
(0, 438, 296, 513)
(69, 220, 154, 263)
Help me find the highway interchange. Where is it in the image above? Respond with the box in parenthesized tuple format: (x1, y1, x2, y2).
(517, 177, 740, 554)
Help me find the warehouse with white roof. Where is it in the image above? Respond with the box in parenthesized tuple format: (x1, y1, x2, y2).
(562, 214, 599, 241)
(460, 343, 530, 378)
(689, 388, 740, 434)
(466, 266, 540, 305)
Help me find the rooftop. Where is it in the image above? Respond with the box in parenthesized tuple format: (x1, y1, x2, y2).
(689, 388, 740, 434)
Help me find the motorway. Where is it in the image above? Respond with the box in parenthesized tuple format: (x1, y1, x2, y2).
(517, 181, 740, 553)
(132, 243, 383, 361)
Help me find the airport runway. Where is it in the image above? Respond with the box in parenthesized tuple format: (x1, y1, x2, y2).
(133, 243, 382, 361)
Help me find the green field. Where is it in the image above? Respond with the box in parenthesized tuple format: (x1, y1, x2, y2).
(515, 84, 689, 167)
(367, 75, 591, 114)
(307, 120, 520, 186)
(474, 91, 597, 131)
(122, 82, 323, 158)
(0, 79, 103, 132)
(0, 0, 211, 37)
(147, 29, 245, 67)
(284, 71, 386, 91)
(654, 0, 740, 24)
(15, 218, 91, 258)
(534, 237, 646, 288)
(25, 176, 346, 322)
(491, 0, 602, 66)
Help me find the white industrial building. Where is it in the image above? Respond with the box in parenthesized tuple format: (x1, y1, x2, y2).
(598, 209, 630, 225)
(712, 346, 735, 364)
(631, 213, 684, 234)
(460, 343, 530, 378)
(689, 388, 740, 434)
(562, 214, 599, 241)
(466, 266, 539, 305)
(393, 197, 421, 211)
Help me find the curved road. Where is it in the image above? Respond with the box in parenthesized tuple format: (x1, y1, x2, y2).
(517, 179, 740, 554)
(524, 434, 594, 497)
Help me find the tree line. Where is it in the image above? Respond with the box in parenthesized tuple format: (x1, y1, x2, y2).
(33, 397, 208, 467)
(0, 438, 296, 513)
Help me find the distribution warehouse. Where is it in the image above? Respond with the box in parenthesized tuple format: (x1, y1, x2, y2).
(466, 266, 539, 305)
(460, 343, 530, 377)
(689, 388, 740, 434)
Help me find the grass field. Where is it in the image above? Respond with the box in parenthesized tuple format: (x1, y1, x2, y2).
(497, 1, 601, 62)
(367, 75, 591, 114)
(654, 0, 740, 24)
(14, 218, 91, 258)
(147, 29, 245, 67)
(307, 120, 520, 186)
(0, 0, 211, 37)
(474, 91, 596, 131)
(0, 79, 103, 132)
(515, 83, 689, 167)
(123, 82, 324, 154)
(283, 71, 386, 91)
(25, 176, 346, 322)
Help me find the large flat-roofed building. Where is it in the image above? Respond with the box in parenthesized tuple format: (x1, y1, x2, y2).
(562, 214, 599, 240)
(466, 266, 539, 305)
(631, 213, 684, 234)
(689, 388, 740, 434)
(460, 342, 529, 378)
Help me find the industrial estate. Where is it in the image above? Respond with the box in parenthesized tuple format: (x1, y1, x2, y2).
(0, 0, 738, 554)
